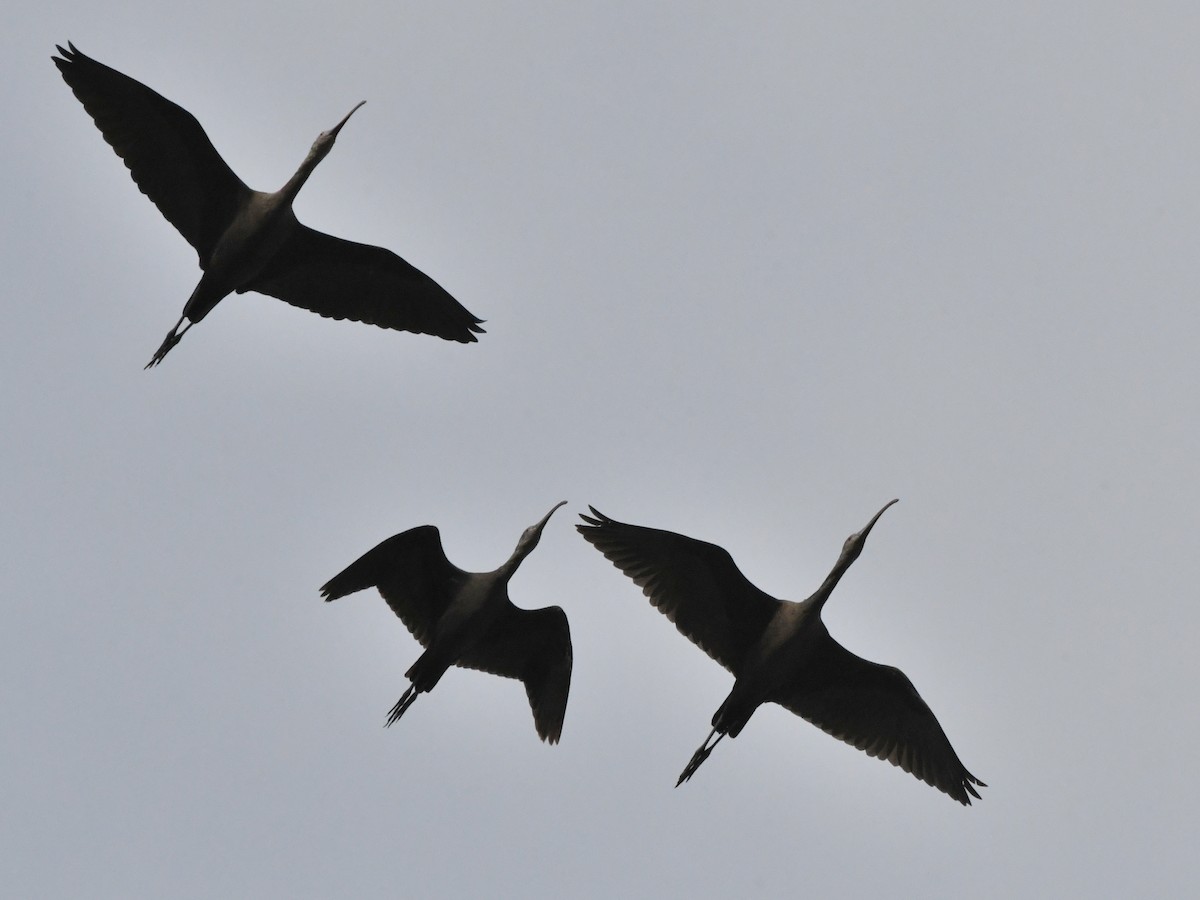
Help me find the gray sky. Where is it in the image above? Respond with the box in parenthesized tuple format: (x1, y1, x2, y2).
(6, 2, 1199, 897)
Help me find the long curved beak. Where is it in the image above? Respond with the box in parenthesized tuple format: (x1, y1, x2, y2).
(330, 100, 366, 137)
(857, 498, 899, 539)
(511, 501, 569, 565)
(534, 501, 569, 534)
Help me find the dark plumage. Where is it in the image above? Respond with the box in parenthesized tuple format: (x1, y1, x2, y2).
(577, 501, 984, 804)
(53, 42, 483, 367)
(322, 503, 572, 743)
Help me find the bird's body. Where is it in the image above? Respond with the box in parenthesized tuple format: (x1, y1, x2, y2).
(53, 43, 484, 367)
(577, 501, 985, 804)
(321, 503, 572, 743)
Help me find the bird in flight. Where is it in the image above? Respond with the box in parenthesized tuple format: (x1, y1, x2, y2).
(322, 503, 572, 743)
(577, 501, 984, 804)
(53, 43, 484, 368)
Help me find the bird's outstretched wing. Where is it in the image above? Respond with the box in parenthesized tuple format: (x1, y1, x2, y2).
(577, 508, 778, 674)
(243, 224, 485, 343)
(772, 627, 985, 805)
(53, 42, 250, 265)
(459, 606, 573, 743)
(320, 525, 467, 646)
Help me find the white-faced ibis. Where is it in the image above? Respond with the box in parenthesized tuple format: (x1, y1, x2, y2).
(322, 503, 571, 743)
(53, 43, 484, 367)
(577, 501, 984, 804)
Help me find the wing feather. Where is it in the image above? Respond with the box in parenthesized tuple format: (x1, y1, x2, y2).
(577, 508, 778, 673)
(459, 606, 573, 743)
(773, 628, 985, 805)
(53, 42, 249, 264)
(244, 225, 485, 343)
(320, 525, 466, 646)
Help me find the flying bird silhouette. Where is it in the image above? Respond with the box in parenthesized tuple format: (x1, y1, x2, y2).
(53, 42, 484, 367)
(577, 501, 984, 804)
(321, 503, 572, 743)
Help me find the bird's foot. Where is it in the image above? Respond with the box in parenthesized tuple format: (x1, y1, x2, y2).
(145, 331, 182, 369)
(384, 686, 417, 727)
(676, 747, 712, 787)
(145, 318, 191, 369)
(675, 730, 723, 787)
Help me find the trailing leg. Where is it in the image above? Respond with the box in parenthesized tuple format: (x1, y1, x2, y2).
(384, 684, 418, 727)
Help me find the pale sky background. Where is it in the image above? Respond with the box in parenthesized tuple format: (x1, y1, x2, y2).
(5, 3, 1199, 897)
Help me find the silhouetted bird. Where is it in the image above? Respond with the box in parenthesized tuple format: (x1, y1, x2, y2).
(53, 43, 483, 367)
(322, 503, 572, 743)
(577, 501, 984, 803)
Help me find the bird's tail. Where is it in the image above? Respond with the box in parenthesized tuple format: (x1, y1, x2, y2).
(383, 650, 451, 728)
(404, 648, 451, 694)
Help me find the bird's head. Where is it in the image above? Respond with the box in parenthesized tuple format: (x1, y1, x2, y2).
(513, 501, 568, 561)
(837, 498, 899, 567)
(310, 100, 366, 159)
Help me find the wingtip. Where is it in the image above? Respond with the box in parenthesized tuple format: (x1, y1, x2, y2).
(450, 320, 485, 343)
(455, 316, 486, 343)
(946, 772, 985, 805)
(53, 41, 80, 63)
(963, 774, 986, 803)
(575, 505, 610, 531)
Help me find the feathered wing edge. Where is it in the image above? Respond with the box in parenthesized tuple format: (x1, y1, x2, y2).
(576, 506, 778, 673)
(772, 633, 985, 805)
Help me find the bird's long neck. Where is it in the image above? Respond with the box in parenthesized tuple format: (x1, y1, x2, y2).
(278, 148, 326, 205)
(497, 546, 532, 581)
(809, 557, 854, 615)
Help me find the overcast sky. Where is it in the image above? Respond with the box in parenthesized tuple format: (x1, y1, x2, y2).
(6, 2, 1199, 897)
